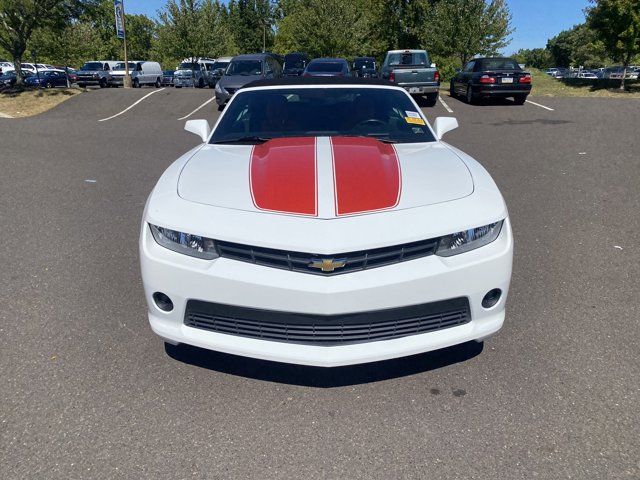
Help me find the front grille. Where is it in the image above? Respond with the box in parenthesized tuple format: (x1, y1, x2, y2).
(216, 237, 439, 276)
(225, 87, 237, 94)
(184, 298, 471, 345)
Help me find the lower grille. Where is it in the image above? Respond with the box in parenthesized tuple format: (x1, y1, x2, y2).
(184, 298, 471, 346)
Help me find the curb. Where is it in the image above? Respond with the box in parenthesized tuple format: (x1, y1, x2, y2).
(0, 111, 13, 118)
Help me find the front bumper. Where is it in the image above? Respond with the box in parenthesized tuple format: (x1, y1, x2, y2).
(140, 219, 513, 367)
(215, 90, 232, 105)
(174, 77, 195, 87)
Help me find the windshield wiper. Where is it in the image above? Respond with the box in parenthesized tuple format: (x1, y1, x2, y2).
(335, 134, 399, 144)
(212, 136, 272, 145)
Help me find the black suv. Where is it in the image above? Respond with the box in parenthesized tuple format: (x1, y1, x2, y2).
(450, 57, 532, 105)
(282, 52, 310, 77)
(352, 57, 378, 78)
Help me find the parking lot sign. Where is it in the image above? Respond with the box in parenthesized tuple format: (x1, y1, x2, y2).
(114, 0, 125, 39)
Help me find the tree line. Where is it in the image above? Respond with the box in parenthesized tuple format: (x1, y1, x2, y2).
(2, 0, 638, 88)
(512, 0, 640, 88)
(2, 0, 512, 84)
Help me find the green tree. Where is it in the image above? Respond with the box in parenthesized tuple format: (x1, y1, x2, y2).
(546, 23, 610, 68)
(587, 0, 640, 89)
(512, 48, 552, 69)
(0, 0, 86, 84)
(274, 0, 369, 58)
(424, 0, 513, 67)
(227, 0, 274, 54)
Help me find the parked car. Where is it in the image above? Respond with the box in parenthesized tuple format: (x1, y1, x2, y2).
(174, 58, 216, 88)
(450, 57, 531, 105)
(111, 61, 163, 87)
(0, 70, 33, 87)
(303, 58, 351, 77)
(77, 61, 118, 87)
(576, 71, 598, 79)
(140, 78, 513, 367)
(208, 57, 233, 86)
(161, 70, 175, 86)
(23, 69, 70, 88)
(215, 53, 282, 109)
(352, 57, 378, 78)
(282, 52, 310, 77)
(0, 61, 13, 74)
(380, 49, 440, 106)
(602, 65, 639, 80)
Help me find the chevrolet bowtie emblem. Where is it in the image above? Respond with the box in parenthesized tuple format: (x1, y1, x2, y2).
(309, 258, 347, 272)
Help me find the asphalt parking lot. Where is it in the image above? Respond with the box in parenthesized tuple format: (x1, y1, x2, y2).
(1, 87, 639, 479)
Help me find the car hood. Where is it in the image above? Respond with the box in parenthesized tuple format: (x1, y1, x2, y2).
(177, 137, 473, 219)
(218, 75, 263, 89)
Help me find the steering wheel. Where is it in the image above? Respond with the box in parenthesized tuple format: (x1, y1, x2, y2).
(355, 118, 386, 128)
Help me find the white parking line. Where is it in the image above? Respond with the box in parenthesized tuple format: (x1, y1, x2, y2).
(98, 88, 165, 122)
(177, 96, 216, 120)
(525, 99, 554, 111)
(438, 95, 454, 113)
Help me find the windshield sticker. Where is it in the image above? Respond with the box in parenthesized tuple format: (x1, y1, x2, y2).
(405, 116, 426, 125)
(405, 111, 422, 119)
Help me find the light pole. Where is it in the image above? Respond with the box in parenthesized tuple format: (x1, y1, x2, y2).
(115, 0, 132, 88)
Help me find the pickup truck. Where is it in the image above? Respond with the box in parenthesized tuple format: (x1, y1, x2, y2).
(380, 49, 440, 106)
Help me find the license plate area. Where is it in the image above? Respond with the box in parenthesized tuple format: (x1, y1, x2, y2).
(409, 87, 420, 93)
(501, 77, 514, 84)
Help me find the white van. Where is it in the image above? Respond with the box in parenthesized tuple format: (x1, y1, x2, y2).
(111, 61, 163, 87)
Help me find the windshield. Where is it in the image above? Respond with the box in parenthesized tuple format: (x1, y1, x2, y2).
(114, 62, 136, 70)
(80, 62, 104, 71)
(480, 59, 521, 70)
(179, 62, 200, 71)
(212, 62, 229, 71)
(210, 87, 436, 144)
(307, 62, 344, 73)
(284, 58, 306, 70)
(387, 52, 428, 66)
(226, 60, 262, 76)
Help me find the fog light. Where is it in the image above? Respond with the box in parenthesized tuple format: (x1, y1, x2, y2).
(153, 292, 174, 312)
(482, 289, 502, 309)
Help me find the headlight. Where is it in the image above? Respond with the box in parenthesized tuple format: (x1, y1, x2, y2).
(149, 224, 219, 260)
(436, 221, 503, 257)
(215, 82, 226, 94)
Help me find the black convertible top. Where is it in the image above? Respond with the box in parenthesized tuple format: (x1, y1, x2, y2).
(244, 76, 395, 89)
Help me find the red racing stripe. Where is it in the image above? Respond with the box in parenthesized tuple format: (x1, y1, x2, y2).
(250, 137, 317, 216)
(331, 136, 401, 215)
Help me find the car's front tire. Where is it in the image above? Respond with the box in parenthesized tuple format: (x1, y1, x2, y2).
(449, 80, 456, 98)
(99, 78, 107, 88)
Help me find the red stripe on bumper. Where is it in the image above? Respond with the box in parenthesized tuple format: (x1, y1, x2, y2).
(250, 137, 317, 216)
(331, 137, 401, 215)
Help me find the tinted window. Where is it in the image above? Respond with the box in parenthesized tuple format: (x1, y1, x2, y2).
(284, 57, 307, 69)
(179, 62, 201, 71)
(464, 61, 475, 72)
(480, 59, 521, 70)
(387, 52, 429, 66)
(114, 62, 136, 70)
(80, 62, 104, 71)
(212, 62, 229, 71)
(355, 59, 376, 69)
(210, 88, 436, 144)
(307, 62, 344, 73)
(226, 60, 262, 76)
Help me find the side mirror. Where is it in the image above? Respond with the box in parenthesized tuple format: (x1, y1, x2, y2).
(184, 119, 211, 142)
(430, 63, 436, 68)
(455, 68, 461, 73)
(433, 117, 458, 140)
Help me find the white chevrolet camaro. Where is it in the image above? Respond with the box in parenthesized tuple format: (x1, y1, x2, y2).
(140, 79, 513, 367)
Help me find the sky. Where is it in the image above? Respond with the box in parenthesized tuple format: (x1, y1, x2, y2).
(125, 0, 591, 54)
